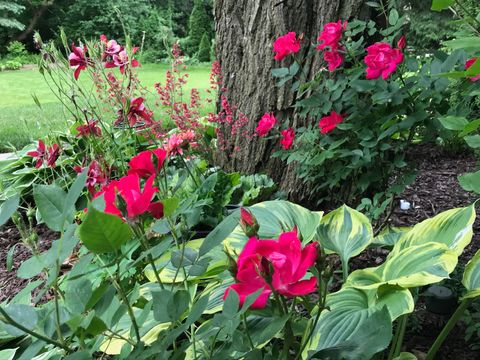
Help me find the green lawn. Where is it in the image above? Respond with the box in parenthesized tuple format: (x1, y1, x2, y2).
(0, 63, 212, 152)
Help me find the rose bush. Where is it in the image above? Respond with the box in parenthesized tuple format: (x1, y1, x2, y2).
(264, 8, 466, 208)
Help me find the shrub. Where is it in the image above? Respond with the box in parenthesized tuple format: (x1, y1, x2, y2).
(186, 0, 213, 55)
(197, 33, 211, 62)
(261, 10, 463, 207)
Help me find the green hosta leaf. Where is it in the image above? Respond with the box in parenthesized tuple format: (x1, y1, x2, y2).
(464, 135, 480, 148)
(0, 348, 17, 360)
(462, 249, 480, 299)
(438, 116, 468, 131)
(373, 227, 410, 247)
(0, 194, 19, 227)
(431, 0, 454, 11)
(317, 205, 373, 266)
(458, 171, 480, 194)
(304, 286, 409, 359)
(78, 206, 133, 253)
(392, 204, 475, 256)
(348, 242, 457, 289)
(33, 183, 68, 231)
(310, 307, 392, 360)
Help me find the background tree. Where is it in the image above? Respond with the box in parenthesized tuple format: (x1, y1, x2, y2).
(186, 0, 213, 55)
(214, 0, 366, 204)
(197, 33, 211, 61)
(0, 1, 25, 31)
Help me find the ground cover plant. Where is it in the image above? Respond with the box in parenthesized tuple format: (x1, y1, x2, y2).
(0, 0, 480, 359)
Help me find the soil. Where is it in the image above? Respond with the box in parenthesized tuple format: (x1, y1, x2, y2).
(0, 224, 57, 303)
(0, 143, 479, 358)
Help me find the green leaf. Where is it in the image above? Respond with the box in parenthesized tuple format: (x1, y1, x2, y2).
(64, 169, 87, 213)
(6, 243, 18, 272)
(33, 183, 67, 231)
(162, 197, 179, 218)
(78, 206, 133, 253)
(317, 205, 373, 266)
(393, 353, 417, 360)
(0, 195, 19, 227)
(438, 116, 468, 131)
(466, 58, 480, 77)
(65, 279, 92, 314)
(185, 295, 210, 327)
(271, 67, 289, 78)
(462, 249, 480, 299)
(1, 304, 38, 337)
(304, 287, 407, 358)
(167, 290, 190, 321)
(0, 348, 17, 360)
(144, 239, 226, 283)
(465, 135, 480, 148)
(443, 37, 480, 50)
(458, 171, 480, 194)
(248, 316, 289, 347)
(310, 307, 392, 360)
(373, 227, 410, 247)
(388, 9, 399, 25)
(222, 200, 323, 256)
(223, 288, 240, 318)
(392, 205, 475, 255)
(431, 0, 454, 11)
(459, 119, 480, 137)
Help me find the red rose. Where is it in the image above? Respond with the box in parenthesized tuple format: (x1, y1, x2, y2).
(319, 111, 344, 134)
(273, 32, 301, 61)
(280, 128, 295, 150)
(256, 113, 276, 137)
(324, 49, 344, 72)
(317, 20, 347, 51)
(364, 42, 404, 80)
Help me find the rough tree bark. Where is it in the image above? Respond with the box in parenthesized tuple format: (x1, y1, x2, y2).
(214, 0, 365, 205)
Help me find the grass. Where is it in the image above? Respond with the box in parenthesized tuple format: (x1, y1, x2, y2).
(0, 63, 212, 152)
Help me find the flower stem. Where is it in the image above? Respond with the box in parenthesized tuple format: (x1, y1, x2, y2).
(425, 298, 473, 360)
(0, 306, 72, 352)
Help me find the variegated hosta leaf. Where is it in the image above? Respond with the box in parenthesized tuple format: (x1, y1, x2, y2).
(317, 205, 373, 264)
(372, 226, 411, 247)
(347, 243, 458, 289)
(223, 200, 323, 253)
(462, 249, 480, 299)
(303, 286, 412, 359)
(391, 205, 476, 256)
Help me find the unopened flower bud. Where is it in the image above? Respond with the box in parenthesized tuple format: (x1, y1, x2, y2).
(239, 207, 259, 237)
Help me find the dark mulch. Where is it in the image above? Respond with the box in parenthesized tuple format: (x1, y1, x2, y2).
(348, 143, 480, 359)
(0, 223, 57, 303)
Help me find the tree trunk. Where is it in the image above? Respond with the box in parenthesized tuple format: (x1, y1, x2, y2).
(214, 0, 365, 206)
(15, 0, 54, 42)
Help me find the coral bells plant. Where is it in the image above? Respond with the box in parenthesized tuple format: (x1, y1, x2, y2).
(266, 8, 459, 206)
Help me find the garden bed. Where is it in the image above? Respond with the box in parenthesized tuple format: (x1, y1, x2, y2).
(1, 143, 479, 357)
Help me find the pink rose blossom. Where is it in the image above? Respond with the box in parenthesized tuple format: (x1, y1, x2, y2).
(465, 58, 480, 82)
(364, 42, 404, 80)
(280, 128, 295, 150)
(273, 32, 301, 61)
(256, 113, 276, 137)
(319, 111, 344, 134)
(317, 20, 347, 51)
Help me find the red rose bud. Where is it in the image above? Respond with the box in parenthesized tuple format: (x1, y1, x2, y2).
(397, 36, 406, 50)
(240, 208, 259, 237)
